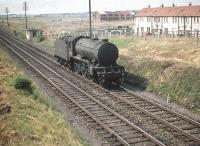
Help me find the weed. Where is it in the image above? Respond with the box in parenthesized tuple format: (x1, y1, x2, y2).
(32, 90, 40, 100)
(37, 36, 45, 42)
(14, 76, 34, 94)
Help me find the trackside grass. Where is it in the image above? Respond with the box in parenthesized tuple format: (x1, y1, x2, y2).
(0, 46, 89, 146)
(117, 37, 200, 113)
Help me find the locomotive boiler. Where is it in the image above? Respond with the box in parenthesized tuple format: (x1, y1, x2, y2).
(54, 36, 125, 86)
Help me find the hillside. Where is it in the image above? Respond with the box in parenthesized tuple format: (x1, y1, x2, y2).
(0, 46, 89, 146)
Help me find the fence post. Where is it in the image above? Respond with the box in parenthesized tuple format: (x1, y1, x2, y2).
(195, 31, 198, 44)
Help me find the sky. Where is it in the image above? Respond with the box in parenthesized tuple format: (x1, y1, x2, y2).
(0, 0, 200, 15)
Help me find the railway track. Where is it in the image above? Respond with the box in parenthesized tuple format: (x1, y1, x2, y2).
(0, 31, 200, 146)
(0, 32, 165, 145)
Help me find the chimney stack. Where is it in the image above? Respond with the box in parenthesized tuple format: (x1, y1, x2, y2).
(161, 3, 164, 8)
(148, 5, 151, 8)
(189, 2, 192, 6)
(172, 3, 175, 7)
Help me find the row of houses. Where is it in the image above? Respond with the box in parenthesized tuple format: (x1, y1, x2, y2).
(93, 3, 200, 36)
(134, 4, 200, 36)
(93, 11, 135, 21)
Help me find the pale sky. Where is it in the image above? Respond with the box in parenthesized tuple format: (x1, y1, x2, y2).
(0, 0, 200, 15)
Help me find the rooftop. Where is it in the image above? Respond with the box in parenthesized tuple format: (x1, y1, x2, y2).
(137, 5, 200, 17)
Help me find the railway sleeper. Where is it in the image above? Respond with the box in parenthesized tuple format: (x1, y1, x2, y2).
(112, 141, 126, 146)
(65, 92, 84, 97)
(96, 129, 110, 135)
(78, 100, 95, 104)
(129, 99, 145, 104)
(126, 137, 150, 145)
(95, 113, 113, 118)
(118, 130, 139, 137)
(66, 93, 84, 97)
(90, 110, 109, 115)
(178, 124, 198, 130)
(68, 105, 79, 110)
(81, 102, 97, 107)
(185, 129, 200, 135)
(157, 112, 174, 118)
(99, 133, 114, 139)
(87, 122, 100, 129)
(85, 118, 95, 123)
(146, 108, 161, 113)
(85, 105, 101, 110)
(106, 123, 128, 129)
(97, 115, 117, 121)
(102, 118, 121, 124)
(151, 110, 165, 116)
(73, 109, 86, 115)
(90, 108, 106, 114)
(111, 125, 133, 131)
(104, 137, 120, 145)
(133, 141, 156, 146)
(75, 98, 92, 103)
(142, 105, 156, 110)
(165, 117, 181, 123)
(137, 103, 151, 107)
(123, 133, 144, 140)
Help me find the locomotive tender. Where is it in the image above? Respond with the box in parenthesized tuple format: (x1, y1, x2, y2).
(54, 36, 125, 86)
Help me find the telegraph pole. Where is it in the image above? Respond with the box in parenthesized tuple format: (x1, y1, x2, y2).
(5, 7, 9, 27)
(89, 0, 92, 37)
(23, 2, 28, 29)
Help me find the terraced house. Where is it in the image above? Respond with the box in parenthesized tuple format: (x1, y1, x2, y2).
(93, 11, 135, 21)
(134, 3, 200, 36)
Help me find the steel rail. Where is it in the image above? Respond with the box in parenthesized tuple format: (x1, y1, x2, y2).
(1, 31, 200, 145)
(0, 33, 166, 146)
(2, 32, 199, 144)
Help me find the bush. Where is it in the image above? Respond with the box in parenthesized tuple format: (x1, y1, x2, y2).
(14, 76, 34, 94)
(38, 36, 45, 42)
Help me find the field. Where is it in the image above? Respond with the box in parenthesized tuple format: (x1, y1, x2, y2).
(0, 46, 89, 146)
(1, 16, 200, 113)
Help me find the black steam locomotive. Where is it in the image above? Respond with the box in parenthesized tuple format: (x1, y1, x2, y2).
(54, 36, 125, 86)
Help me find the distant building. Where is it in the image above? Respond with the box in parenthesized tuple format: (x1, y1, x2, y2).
(93, 11, 135, 22)
(26, 28, 42, 40)
(133, 3, 200, 36)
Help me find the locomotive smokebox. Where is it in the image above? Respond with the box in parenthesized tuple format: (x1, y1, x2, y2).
(75, 38, 118, 66)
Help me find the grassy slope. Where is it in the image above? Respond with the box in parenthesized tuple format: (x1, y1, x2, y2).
(116, 37, 200, 113)
(0, 47, 89, 146)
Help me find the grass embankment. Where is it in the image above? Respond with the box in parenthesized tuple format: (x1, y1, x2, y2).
(117, 37, 200, 113)
(33, 37, 55, 49)
(110, 37, 135, 49)
(0, 47, 89, 146)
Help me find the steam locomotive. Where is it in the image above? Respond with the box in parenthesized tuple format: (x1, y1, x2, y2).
(54, 36, 125, 86)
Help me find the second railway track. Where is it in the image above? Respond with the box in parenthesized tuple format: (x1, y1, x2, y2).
(0, 31, 200, 146)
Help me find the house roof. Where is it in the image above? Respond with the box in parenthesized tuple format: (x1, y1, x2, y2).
(98, 11, 134, 15)
(136, 5, 200, 17)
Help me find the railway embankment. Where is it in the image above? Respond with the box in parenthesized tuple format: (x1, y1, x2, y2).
(117, 37, 200, 113)
(0, 46, 89, 146)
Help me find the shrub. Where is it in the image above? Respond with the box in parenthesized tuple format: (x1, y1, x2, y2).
(14, 76, 34, 94)
(38, 36, 45, 42)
